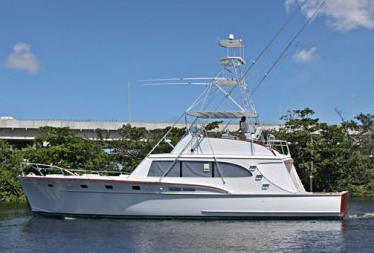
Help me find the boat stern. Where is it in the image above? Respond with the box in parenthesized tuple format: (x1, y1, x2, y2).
(340, 191, 349, 218)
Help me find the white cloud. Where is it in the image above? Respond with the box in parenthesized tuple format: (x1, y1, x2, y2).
(293, 46, 318, 62)
(285, 0, 374, 32)
(4, 42, 41, 75)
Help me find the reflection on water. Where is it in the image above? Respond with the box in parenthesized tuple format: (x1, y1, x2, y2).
(1, 198, 374, 253)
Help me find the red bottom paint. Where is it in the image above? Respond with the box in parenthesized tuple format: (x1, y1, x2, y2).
(340, 192, 349, 217)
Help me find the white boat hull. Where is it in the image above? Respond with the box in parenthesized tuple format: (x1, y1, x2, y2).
(19, 176, 348, 219)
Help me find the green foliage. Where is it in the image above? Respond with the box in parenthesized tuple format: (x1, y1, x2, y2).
(111, 124, 185, 172)
(204, 121, 223, 131)
(25, 127, 109, 170)
(0, 128, 110, 202)
(0, 141, 25, 202)
(267, 108, 374, 194)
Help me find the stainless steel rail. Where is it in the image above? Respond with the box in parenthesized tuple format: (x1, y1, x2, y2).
(20, 162, 129, 177)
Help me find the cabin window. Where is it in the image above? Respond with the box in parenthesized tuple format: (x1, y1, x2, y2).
(47, 184, 54, 187)
(182, 161, 212, 177)
(105, 185, 113, 190)
(147, 161, 180, 177)
(147, 161, 252, 178)
(214, 162, 253, 177)
(80, 185, 88, 188)
(132, 185, 141, 190)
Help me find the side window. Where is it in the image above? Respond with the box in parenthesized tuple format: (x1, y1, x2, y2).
(147, 161, 180, 177)
(182, 161, 212, 177)
(214, 162, 252, 177)
(147, 161, 251, 178)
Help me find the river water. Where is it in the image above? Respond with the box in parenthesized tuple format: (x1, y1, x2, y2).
(0, 198, 373, 253)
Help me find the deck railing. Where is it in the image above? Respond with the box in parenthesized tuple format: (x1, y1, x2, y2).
(20, 162, 129, 177)
(266, 135, 290, 156)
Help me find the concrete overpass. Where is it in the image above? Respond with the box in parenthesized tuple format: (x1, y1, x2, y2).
(0, 117, 281, 144)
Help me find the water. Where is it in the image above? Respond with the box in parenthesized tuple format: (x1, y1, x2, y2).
(1, 198, 374, 253)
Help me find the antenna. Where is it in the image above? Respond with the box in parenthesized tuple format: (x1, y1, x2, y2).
(334, 107, 346, 122)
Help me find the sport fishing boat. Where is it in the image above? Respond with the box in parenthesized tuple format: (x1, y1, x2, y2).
(19, 35, 348, 219)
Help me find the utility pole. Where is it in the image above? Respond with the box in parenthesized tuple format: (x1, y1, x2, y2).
(309, 135, 313, 192)
(127, 82, 131, 123)
(310, 160, 313, 192)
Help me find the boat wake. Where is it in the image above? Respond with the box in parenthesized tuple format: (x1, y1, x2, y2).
(63, 216, 76, 220)
(348, 213, 374, 219)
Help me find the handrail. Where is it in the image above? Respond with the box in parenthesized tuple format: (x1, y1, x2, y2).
(20, 162, 129, 177)
(266, 137, 290, 156)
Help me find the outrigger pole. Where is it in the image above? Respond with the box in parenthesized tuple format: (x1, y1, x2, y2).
(251, 0, 326, 95)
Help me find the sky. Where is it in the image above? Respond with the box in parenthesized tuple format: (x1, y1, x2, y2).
(0, 0, 373, 124)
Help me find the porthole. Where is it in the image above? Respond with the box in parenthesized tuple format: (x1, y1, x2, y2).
(249, 165, 257, 172)
(262, 184, 270, 190)
(255, 175, 263, 181)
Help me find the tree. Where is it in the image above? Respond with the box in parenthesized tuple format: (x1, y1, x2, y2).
(265, 108, 374, 195)
(0, 140, 25, 202)
(266, 108, 350, 192)
(111, 125, 186, 172)
(23, 127, 109, 170)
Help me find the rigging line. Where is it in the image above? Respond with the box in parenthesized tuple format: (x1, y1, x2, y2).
(146, 112, 186, 157)
(239, 3, 301, 83)
(251, 0, 325, 96)
(187, 69, 223, 112)
(199, 85, 220, 111)
(158, 134, 196, 182)
(220, 120, 232, 133)
(215, 84, 246, 111)
(213, 81, 247, 117)
(159, 116, 209, 181)
(210, 67, 243, 115)
(186, 85, 211, 112)
(204, 128, 226, 185)
(188, 72, 239, 114)
(249, 44, 299, 83)
(200, 84, 216, 111)
(200, 70, 224, 111)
